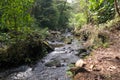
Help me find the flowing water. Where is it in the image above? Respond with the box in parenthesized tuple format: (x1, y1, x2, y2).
(0, 33, 85, 80)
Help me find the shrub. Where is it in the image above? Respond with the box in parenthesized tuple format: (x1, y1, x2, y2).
(75, 23, 110, 49)
(0, 32, 53, 68)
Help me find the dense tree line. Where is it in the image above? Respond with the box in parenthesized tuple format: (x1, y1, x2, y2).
(0, 0, 71, 32)
(32, 0, 71, 29)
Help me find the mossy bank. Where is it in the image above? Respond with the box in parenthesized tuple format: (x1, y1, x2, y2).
(0, 32, 54, 69)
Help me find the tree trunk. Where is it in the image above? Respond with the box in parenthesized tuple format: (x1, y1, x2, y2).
(58, 0, 67, 28)
(114, 0, 120, 16)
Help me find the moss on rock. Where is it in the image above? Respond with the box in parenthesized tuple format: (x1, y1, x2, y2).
(0, 33, 54, 68)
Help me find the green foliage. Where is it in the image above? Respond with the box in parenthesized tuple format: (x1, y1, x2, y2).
(57, 0, 71, 28)
(69, 0, 88, 29)
(70, 13, 87, 29)
(32, 0, 71, 29)
(70, 0, 115, 28)
(66, 71, 73, 77)
(88, 0, 115, 24)
(0, 31, 53, 68)
(0, 0, 53, 67)
(0, 0, 34, 32)
(93, 33, 110, 49)
(98, 17, 120, 30)
(32, 0, 59, 29)
(0, 33, 10, 43)
(0, 27, 49, 46)
(76, 23, 110, 49)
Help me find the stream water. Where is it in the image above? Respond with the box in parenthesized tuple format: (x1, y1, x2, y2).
(0, 33, 85, 80)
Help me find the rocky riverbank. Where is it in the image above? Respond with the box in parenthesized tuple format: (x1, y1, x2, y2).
(0, 32, 89, 80)
(73, 30, 120, 80)
(0, 32, 54, 69)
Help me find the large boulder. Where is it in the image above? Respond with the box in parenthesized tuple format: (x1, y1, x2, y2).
(75, 59, 85, 68)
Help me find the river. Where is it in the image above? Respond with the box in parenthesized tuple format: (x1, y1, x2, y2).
(0, 32, 87, 80)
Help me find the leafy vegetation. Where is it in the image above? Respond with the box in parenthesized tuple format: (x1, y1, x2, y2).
(32, 0, 71, 29)
(70, 0, 117, 29)
(0, 0, 72, 67)
(0, 0, 34, 32)
(88, 0, 115, 24)
(0, 32, 53, 68)
(71, 0, 120, 49)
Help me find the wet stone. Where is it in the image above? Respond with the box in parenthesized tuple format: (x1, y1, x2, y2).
(45, 60, 61, 67)
(78, 48, 87, 53)
(79, 52, 88, 58)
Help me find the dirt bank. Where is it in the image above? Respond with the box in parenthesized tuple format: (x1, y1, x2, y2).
(74, 30, 120, 80)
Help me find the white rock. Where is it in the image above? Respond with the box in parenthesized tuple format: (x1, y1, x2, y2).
(75, 59, 84, 67)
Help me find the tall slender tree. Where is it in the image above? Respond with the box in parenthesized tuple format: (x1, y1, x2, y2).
(57, 0, 71, 28)
(114, 0, 120, 16)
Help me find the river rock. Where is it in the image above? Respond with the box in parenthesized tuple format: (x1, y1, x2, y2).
(75, 59, 85, 68)
(45, 60, 61, 67)
(76, 48, 90, 58)
(65, 38, 72, 44)
(79, 52, 88, 58)
(79, 48, 87, 53)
